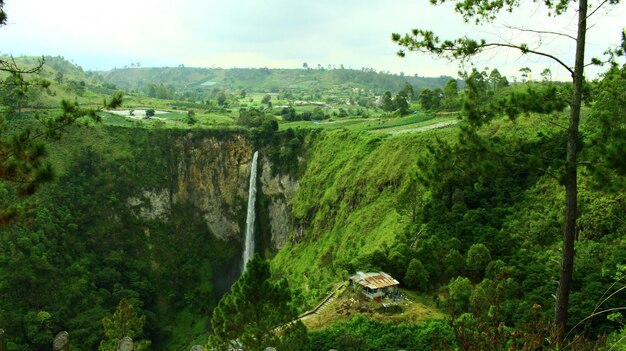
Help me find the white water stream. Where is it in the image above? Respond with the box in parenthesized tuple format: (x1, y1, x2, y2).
(242, 151, 259, 271)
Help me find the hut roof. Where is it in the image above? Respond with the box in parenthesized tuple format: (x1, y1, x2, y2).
(350, 271, 399, 290)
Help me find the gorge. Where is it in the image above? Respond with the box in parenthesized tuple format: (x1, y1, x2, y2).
(2, 109, 626, 350)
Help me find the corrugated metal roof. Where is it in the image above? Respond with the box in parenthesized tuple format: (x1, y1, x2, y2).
(350, 271, 399, 289)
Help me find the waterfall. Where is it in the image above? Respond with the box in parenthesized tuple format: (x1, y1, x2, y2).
(242, 151, 259, 271)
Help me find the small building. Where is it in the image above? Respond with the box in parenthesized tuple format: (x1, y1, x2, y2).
(349, 271, 400, 300)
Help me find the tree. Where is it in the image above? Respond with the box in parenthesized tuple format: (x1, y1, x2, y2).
(400, 82, 415, 101)
(261, 94, 271, 104)
(209, 255, 308, 351)
(393, 91, 410, 115)
(99, 298, 150, 351)
(280, 106, 297, 121)
(392, 0, 623, 340)
(145, 109, 155, 117)
(443, 249, 465, 282)
(186, 110, 197, 125)
(519, 66, 532, 82)
(469, 279, 496, 317)
(54, 71, 63, 84)
(382, 91, 394, 111)
(587, 62, 626, 183)
(466, 243, 491, 282)
(302, 62, 308, 69)
(447, 276, 472, 315)
(311, 106, 326, 120)
(443, 78, 460, 110)
(404, 258, 429, 291)
(418, 88, 441, 111)
(541, 68, 553, 82)
(145, 84, 157, 98)
(0, 0, 6, 26)
(488, 68, 508, 90)
(216, 91, 227, 106)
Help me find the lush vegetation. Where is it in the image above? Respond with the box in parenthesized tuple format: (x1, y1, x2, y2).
(271, 64, 626, 348)
(1, 25, 625, 349)
(208, 255, 308, 351)
(0, 125, 250, 350)
(309, 316, 454, 351)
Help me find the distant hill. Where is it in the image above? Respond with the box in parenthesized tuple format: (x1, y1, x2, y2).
(99, 66, 455, 94)
(0, 55, 119, 107)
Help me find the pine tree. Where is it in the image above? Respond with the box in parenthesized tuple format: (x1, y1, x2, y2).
(208, 254, 308, 351)
(99, 299, 150, 351)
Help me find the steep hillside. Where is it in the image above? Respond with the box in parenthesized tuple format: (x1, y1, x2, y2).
(272, 128, 456, 303)
(270, 113, 626, 339)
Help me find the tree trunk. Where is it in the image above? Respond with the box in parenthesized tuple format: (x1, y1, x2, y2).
(554, 0, 587, 342)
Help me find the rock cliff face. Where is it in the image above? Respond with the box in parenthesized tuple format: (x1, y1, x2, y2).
(259, 156, 299, 250)
(171, 133, 252, 241)
(126, 132, 299, 249)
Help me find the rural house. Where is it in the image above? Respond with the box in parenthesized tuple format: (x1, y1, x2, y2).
(349, 271, 399, 299)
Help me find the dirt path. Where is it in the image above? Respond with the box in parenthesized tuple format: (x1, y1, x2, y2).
(386, 119, 458, 135)
(298, 284, 344, 321)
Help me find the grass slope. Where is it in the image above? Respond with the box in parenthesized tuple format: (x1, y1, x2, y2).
(271, 128, 456, 306)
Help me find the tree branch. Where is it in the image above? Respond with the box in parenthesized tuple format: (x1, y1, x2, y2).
(0, 55, 44, 74)
(543, 118, 569, 130)
(503, 24, 577, 41)
(584, 58, 609, 67)
(481, 42, 574, 76)
(586, 0, 610, 21)
(392, 31, 575, 76)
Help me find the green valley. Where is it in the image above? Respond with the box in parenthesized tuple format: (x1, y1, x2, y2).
(1, 9, 626, 350)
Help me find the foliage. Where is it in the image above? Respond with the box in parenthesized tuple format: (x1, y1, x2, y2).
(0, 127, 242, 350)
(271, 130, 444, 306)
(381, 84, 415, 115)
(418, 87, 443, 111)
(0, 0, 6, 26)
(446, 277, 472, 315)
(586, 64, 626, 188)
(443, 79, 460, 110)
(392, 0, 624, 341)
(308, 315, 455, 351)
(209, 255, 308, 351)
(274, 88, 626, 342)
(465, 243, 491, 282)
(0, 57, 123, 222)
(404, 258, 429, 291)
(99, 298, 150, 351)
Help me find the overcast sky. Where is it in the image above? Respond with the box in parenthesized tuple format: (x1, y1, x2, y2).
(1, 0, 624, 80)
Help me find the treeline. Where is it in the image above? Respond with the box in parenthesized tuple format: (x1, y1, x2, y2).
(100, 66, 453, 94)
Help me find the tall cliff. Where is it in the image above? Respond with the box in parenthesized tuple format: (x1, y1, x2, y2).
(0, 126, 301, 351)
(124, 131, 299, 250)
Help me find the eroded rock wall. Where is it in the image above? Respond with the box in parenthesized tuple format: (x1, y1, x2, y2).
(126, 132, 300, 248)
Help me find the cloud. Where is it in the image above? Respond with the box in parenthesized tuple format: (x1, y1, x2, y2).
(1, 0, 624, 79)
